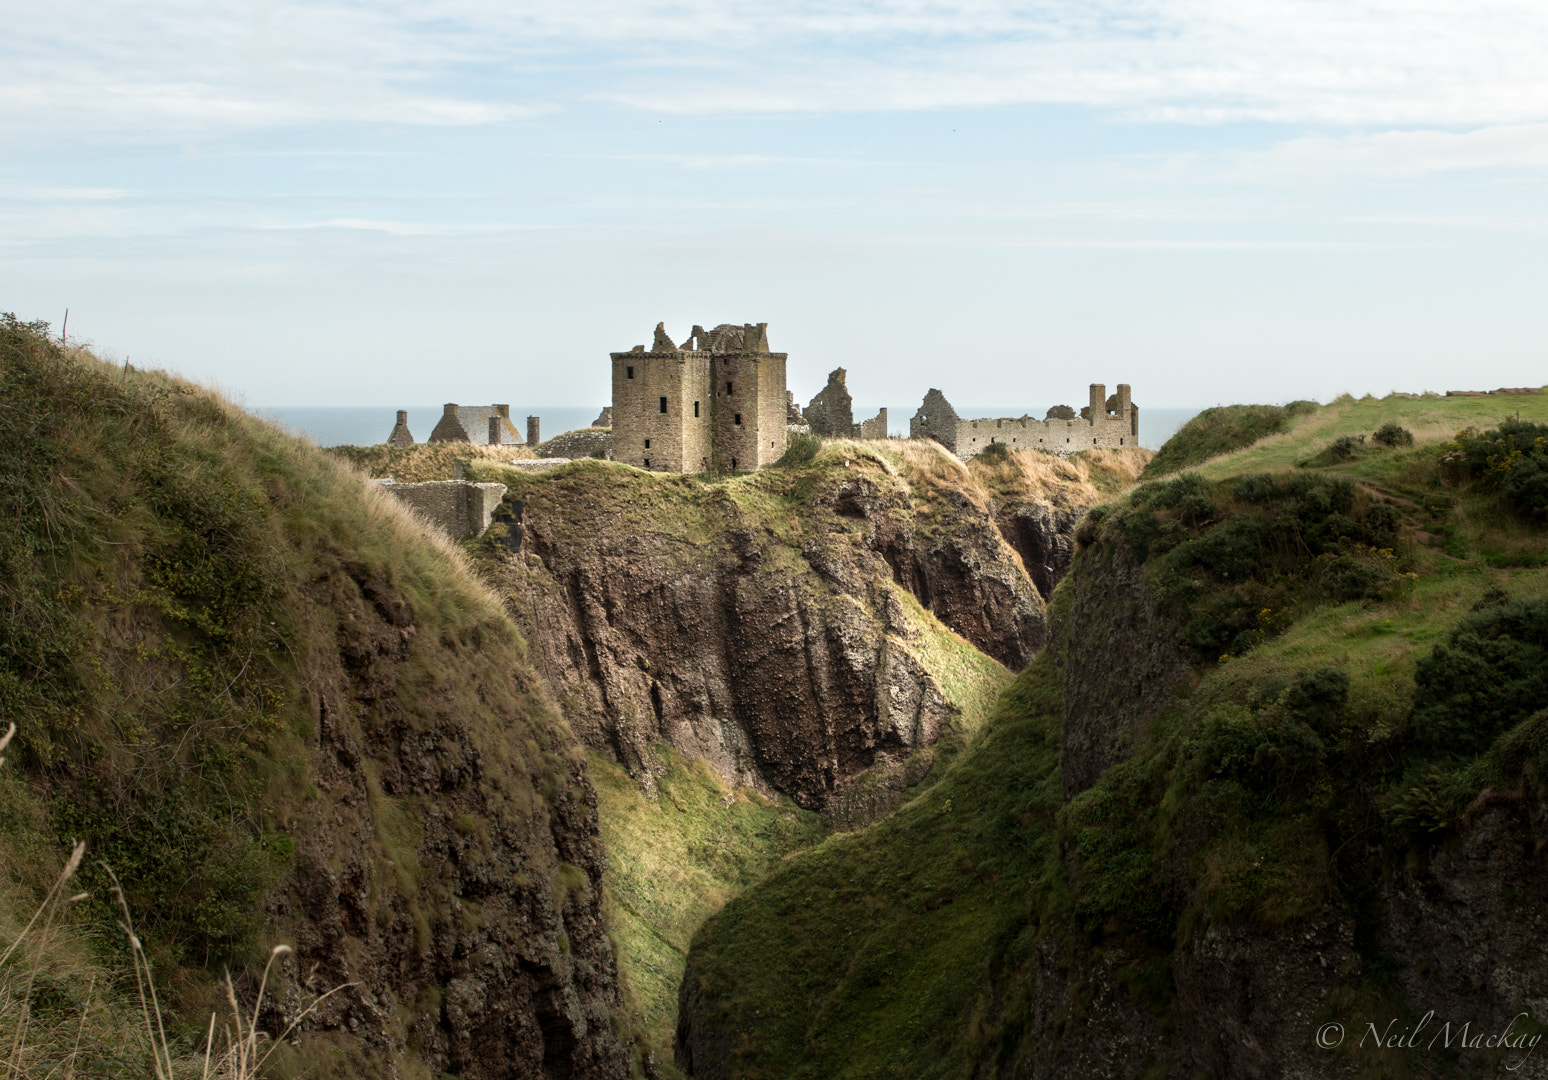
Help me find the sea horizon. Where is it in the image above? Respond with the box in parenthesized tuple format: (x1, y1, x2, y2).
(262, 404, 1206, 452)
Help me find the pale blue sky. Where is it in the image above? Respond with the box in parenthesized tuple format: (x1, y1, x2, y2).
(3, 0, 1546, 410)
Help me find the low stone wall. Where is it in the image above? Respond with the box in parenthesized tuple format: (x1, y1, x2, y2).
(376, 479, 506, 539)
(507, 459, 573, 471)
(538, 428, 614, 460)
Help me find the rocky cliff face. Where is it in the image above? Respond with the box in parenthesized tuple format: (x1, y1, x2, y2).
(0, 319, 630, 1080)
(1051, 527, 1192, 799)
(998, 798, 1548, 1080)
(271, 551, 630, 1079)
(482, 447, 1057, 813)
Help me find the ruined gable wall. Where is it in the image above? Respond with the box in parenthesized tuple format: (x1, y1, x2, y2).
(857, 408, 888, 440)
(910, 390, 960, 453)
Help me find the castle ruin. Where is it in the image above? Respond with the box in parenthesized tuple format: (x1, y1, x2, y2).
(912, 384, 1138, 459)
(428, 404, 526, 446)
(611, 322, 788, 473)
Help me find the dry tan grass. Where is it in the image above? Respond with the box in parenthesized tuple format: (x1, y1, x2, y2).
(969, 445, 1153, 507)
(890, 440, 993, 511)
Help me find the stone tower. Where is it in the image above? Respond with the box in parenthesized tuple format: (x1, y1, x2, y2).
(610, 321, 788, 473)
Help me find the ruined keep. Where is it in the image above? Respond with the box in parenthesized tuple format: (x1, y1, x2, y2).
(911, 384, 1138, 459)
(427, 403, 526, 446)
(610, 321, 788, 473)
(805, 368, 854, 437)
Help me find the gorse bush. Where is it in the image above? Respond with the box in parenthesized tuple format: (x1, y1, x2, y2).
(1450, 419, 1548, 522)
(1411, 596, 1548, 756)
(1301, 433, 1366, 468)
(1372, 422, 1415, 448)
(974, 441, 1012, 465)
(775, 431, 821, 468)
(1107, 471, 1406, 658)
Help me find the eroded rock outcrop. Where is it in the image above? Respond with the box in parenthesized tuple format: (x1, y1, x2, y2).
(487, 453, 1047, 812)
(270, 551, 630, 1078)
(1052, 527, 1192, 799)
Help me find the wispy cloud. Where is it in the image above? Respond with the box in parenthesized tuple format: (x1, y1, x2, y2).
(6, 0, 1548, 138)
(1239, 124, 1548, 179)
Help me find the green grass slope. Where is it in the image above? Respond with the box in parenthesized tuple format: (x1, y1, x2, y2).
(0, 315, 622, 1076)
(678, 663, 1063, 1080)
(678, 391, 1548, 1079)
(592, 748, 824, 1077)
(1183, 389, 1548, 480)
(1142, 400, 1319, 478)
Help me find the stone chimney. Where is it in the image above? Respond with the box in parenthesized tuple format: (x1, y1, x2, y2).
(489, 416, 502, 445)
(527, 416, 541, 448)
(1088, 384, 1107, 420)
(385, 409, 415, 447)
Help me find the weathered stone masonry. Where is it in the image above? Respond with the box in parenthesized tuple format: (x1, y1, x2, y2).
(375, 479, 507, 539)
(912, 383, 1139, 459)
(611, 321, 788, 473)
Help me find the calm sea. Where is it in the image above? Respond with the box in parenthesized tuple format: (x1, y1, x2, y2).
(262, 404, 1203, 453)
(260, 406, 608, 449)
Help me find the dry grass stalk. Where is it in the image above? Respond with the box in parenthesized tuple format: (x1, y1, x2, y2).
(2, 728, 352, 1078)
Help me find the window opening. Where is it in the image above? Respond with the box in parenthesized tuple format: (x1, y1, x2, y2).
(659, 397, 668, 413)
(626, 366, 634, 379)
(694, 401, 700, 417)
(644, 439, 651, 449)
(734, 413, 742, 426)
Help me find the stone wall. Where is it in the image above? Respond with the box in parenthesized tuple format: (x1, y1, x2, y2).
(909, 389, 961, 453)
(377, 479, 507, 539)
(907, 384, 1138, 460)
(806, 368, 854, 437)
(610, 321, 785, 473)
(538, 428, 614, 460)
(856, 408, 888, 440)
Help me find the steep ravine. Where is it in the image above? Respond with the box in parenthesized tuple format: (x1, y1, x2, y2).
(672, 455, 1548, 1080)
